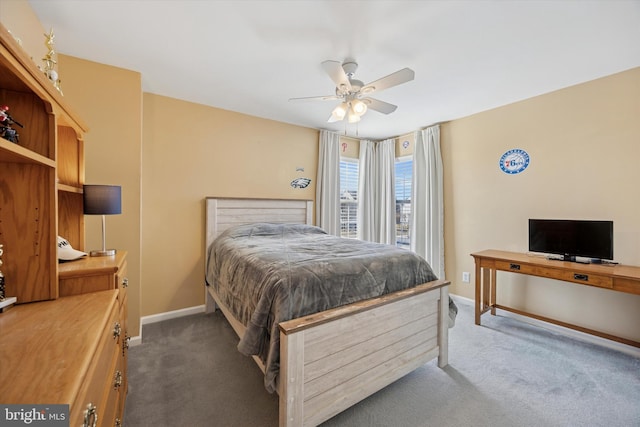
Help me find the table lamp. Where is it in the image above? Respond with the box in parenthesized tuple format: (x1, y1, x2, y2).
(83, 184, 122, 256)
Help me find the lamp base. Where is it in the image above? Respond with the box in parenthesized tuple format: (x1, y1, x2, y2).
(90, 249, 117, 257)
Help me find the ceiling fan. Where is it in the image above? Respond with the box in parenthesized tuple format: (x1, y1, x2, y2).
(289, 59, 415, 123)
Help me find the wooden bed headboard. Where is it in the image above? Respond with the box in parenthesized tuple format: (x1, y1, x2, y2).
(205, 197, 314, 250)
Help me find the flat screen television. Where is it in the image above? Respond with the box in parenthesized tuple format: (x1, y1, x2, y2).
(528, 219, 613, 262)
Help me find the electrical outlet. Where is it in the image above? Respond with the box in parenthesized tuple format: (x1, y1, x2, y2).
(462, 272, 470, 283)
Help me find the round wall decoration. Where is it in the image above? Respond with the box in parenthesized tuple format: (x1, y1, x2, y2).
(499, 148, 530, 174)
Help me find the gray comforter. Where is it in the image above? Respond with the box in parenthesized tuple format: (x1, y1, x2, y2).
(205, 223, 457, 393)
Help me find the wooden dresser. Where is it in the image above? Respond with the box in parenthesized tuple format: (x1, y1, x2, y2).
(0, 22, 128, 427)
(59, 251, 130, 426)
(0, 288, 128, 427)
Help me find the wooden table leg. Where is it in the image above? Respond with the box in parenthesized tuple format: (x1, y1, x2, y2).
(475, 261, 482, 325)
(490, 268, 497, 315)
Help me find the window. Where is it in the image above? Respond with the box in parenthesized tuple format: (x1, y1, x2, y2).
(339, 158, 358, 238)
(395, 157, 412, 247)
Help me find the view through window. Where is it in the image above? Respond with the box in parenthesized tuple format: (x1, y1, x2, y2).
(339, 156, 413, 244)
(339, 159, 358, 238)
(395, 157, 412, 248)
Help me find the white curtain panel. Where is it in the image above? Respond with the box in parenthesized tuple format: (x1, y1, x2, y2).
(357, 140, 377, 241)
(376, 139, 397, 245)
(411, 125, 445, 278)
(316, 130, 341, 235)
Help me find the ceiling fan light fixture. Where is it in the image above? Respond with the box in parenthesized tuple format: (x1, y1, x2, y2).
(347, 107, 361, 123)
(330, 102, 348, 122)
(297, 58, 414, 125)
(351, 99, 367, 116)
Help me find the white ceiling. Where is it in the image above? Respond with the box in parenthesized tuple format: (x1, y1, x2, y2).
(29, 0, 640, 140)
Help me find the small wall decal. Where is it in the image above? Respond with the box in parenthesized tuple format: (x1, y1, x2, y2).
(341, 142, 347, 152)
(402, 140, 410, 149)
(499, 148, 530, 174)
(291, 178, 311, 189)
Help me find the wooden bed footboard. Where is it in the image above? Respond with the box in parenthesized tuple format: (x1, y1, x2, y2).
(278, 279, 450, 427)
(206, 279, 450, 427)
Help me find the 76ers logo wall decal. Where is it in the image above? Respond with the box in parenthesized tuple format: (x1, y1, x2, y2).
(499, 149, 530, 174)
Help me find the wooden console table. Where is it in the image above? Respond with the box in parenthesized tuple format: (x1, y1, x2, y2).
(471, 249, 640, 348)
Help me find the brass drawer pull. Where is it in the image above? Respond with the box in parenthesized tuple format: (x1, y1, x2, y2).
(83, 403, 98, 427)
(121, 277, 128, 288)
(114, 370, 123, 389)
(123, 334, 131, 356)
(574, 273, 589, 281)
(509, 263, 521, 270)
(113, 322, 121, 339)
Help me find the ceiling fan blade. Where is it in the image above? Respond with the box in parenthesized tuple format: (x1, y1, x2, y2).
(361, 68, 415, 95)
(362, 97, 398, 114)
(288, 95, 342, 102)
(321, 60, 352, 92)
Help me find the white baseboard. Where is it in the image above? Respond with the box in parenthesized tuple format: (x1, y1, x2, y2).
(128, 335, 142, 347)
(141, 304, 206, 325)
(451, 293, 640, 358)
(128, 304, 206, 345)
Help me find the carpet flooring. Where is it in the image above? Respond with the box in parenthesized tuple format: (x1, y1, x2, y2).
(123, 297, 640, 426)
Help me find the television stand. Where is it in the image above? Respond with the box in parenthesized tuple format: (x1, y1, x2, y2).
(471, 249, 640, 348)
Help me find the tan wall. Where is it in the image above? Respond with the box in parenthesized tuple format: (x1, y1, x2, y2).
(442, 67, 640, 342)
(396, 132, 415, 158)
(0, 0, 46, 63)
(57, 55, 143, 337)
(339, 136, 359, 158)
(339, 131, 416, 160)
(141, 94, 318, 316)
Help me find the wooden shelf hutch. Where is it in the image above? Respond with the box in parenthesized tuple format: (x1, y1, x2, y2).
(0, 23, 128, 426)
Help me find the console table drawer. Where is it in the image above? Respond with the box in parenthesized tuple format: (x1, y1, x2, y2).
(495, 261, 553, 278)
(613, 277, 640, 295)
(564, 272, 613, 288)
(494, 261, 613, 289)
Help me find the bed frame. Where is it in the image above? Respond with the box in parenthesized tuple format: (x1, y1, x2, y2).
(204, 197, 450, 427)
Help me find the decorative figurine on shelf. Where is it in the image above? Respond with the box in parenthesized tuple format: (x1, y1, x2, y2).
(0, 105, 23, 144)
(1, 105, 23, 143)
(42, 28, 63, 94)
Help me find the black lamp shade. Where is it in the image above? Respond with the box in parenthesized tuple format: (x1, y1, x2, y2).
(83, 185, 122, 215)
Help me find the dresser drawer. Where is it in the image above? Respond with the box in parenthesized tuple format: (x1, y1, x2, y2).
(115, 349, 128, 426)
(60, 274, 115, 296)
(100, 365, 122, 427)
(71, 301, 121, 427)
(59, 252, 128, 297)
(117, 260, 128, 309)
